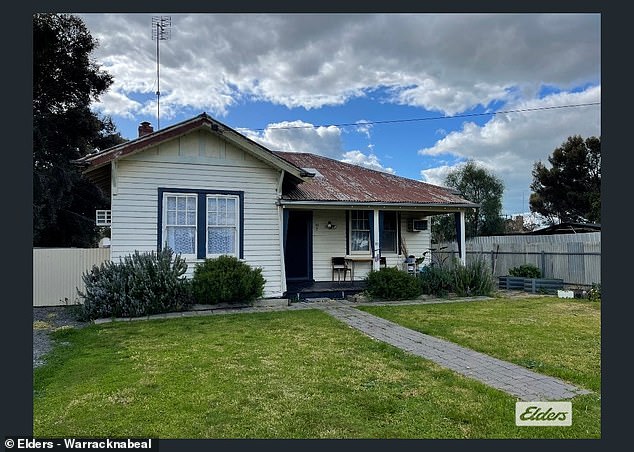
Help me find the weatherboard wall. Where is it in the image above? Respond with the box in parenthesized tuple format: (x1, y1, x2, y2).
(109, 128, 284, 297)
(310, 210, 432, 282)
(312, 210, 348, 281)
(400, 213, 432, 265)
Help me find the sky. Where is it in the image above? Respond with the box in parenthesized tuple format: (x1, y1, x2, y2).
(78, 13, 601, 218)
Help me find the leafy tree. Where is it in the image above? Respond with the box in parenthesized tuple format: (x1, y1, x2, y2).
(432, 160, 505, 241)
(33, 13, 126, 247)
(529, 135, 601, 224)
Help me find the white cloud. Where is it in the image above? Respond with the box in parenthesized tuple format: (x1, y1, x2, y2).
(419, 85, 601, 214)
(80, 13, 600, 118)
(420, 165, 454, 186)
(355, 120, 373, 139)
(393, 80, 511, 115)
(93, 90, 142, 119)
(341, 151, 395, 174)
(238, 120, 344, 158)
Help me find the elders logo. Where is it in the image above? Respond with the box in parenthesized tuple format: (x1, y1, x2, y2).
(515, 401, 572, 426)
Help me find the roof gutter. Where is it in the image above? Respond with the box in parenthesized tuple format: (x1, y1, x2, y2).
(277, 200, 479, 209)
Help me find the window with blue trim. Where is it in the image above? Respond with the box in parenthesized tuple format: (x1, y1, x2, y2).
(159, 189, 243, 259)
(350, 210, 371, 252)
(164, 193, 198, 257)
(206, 195, 239, 256)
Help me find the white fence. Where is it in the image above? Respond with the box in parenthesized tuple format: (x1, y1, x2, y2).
(33, 248, 111, 307)
(436, 232, 601, 287)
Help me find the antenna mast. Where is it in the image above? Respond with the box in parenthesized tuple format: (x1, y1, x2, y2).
(152, 16, 171, 130)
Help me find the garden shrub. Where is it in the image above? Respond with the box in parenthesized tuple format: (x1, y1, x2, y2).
(509, 263, 542, 279)
(191, 255, 265, 304)
(418, 265, 453, 297)
(364, 267, 422, 300)
(451, 258, 494, 297)
(587, 283, 601, 302)
(78, 248, 192, 320)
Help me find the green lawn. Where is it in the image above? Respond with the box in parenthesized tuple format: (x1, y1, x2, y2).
(360, 297, 601, 437)
(358, 297, 601, 393)
(34, 301, 600, 439)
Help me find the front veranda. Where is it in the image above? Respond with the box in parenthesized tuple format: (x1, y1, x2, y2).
(281, 206, 467, 298)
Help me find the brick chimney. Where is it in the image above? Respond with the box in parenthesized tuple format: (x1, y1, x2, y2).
(138, 121, 154, 137)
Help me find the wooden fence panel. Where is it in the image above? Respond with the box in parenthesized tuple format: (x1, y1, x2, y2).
(437, 233, 600, 286)
(33, 248, 111, 307)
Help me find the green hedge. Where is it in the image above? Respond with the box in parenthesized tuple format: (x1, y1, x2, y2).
(364, 267, 422, 300)
(418, 265, 453, 297)
(365, 260, 495, 301)
(191, 255, 265, 304)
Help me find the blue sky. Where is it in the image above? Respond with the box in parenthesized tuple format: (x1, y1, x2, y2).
(79, 13, 601, 219)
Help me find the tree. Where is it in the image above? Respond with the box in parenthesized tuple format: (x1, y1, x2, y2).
(529, 135, 601, 225)
(432, 161, 505, 242)
(33, 13, 126, 247)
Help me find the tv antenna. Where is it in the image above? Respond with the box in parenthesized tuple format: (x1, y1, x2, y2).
(152, 16, 171, 130)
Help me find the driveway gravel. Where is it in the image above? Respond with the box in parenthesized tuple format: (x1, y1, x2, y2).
(33, 306, 90, 369)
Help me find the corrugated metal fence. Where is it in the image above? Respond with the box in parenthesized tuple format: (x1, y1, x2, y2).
(33, 248, 111, 307)
(436, 232, 601, 287)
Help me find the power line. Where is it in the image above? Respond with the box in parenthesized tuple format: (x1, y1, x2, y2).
(254, 102, 600, 131)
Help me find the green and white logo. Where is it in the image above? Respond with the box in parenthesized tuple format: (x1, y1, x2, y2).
(515, 401, 572, 426)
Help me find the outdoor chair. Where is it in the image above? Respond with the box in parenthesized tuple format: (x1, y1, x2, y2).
(331, 257, 351, 282)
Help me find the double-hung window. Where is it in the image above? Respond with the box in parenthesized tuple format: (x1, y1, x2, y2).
(350, 210, 371, 252)
(164, 194, 198, 257)
(206, 195, 239, 257)
(160, 189, 243, 259)
(348, 210, 399, 256)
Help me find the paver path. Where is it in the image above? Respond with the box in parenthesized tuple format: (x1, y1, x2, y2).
(325, 306, 590, 401)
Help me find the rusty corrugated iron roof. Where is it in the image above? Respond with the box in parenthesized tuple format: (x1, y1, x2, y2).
(273, 152, 477, 206)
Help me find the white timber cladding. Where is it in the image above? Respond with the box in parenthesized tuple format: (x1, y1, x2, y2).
(312, 210, 347, 281)
(311, 210, 432, 281)
(110, 129, 284, 297)
(400, 213, 432, 266)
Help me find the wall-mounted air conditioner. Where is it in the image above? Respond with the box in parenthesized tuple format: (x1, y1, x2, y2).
(407, 218, 428, 232)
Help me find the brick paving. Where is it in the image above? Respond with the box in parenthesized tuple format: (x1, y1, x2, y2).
(324, 306, 591, 401)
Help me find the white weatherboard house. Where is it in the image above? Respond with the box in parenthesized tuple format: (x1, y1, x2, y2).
(77, 113, 477, 298)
